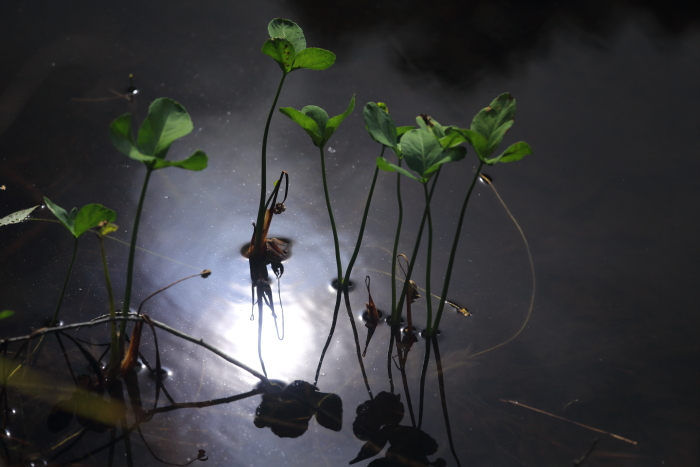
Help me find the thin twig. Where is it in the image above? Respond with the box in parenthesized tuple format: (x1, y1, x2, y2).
(499, 399, 638, 445)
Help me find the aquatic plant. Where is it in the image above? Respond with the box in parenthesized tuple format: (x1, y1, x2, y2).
(110, 97, 208, 336)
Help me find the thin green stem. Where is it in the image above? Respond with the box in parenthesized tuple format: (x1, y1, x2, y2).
(392, 169, 441, 323)
(98, 235, 119, 368)
(423, 183, 434, 332)
(391, 159, 404, 319)
(255, 72, 288, 248)
(343, 149, 383, 283)
(50, 236, 79, 326)
(318, 145, 343, 282)
(432, 160, 485, 333)
(123, 166, 153, 334)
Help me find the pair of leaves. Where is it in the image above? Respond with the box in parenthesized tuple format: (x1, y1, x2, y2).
(110, 98, 208, 171)
(280, 95, 355, 149)
(375, 113, 467, 183)
(457, 93, 532, 165)
(262, 18, 335, 74)
(44, 197, 116, 239)
(363, 102, 413, 157)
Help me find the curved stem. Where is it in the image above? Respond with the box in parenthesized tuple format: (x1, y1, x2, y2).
(433, 336, 462, 467)
(50, 236, 79, 326)
(343, 159, 382, 283)
(343, 290, 373, 399)
(392, 169, 441, 323)
(432, 160, 484, 333)
(318, 146, 343, 282)
(391, 159, 404, 319)
(255, 73, 288, 248)
(423, 183, 434, 333)
(123, 166, 153, 334)
(314, 288, 343, 386)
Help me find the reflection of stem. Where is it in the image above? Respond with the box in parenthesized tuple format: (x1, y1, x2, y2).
(255, 73, 287, 249)
(386, 327, 395, 394)
(417, 338, 431, 429)
(423, 183, 434, 332)
(394, 326, 416, 428)
(98, 234, 119, 369)
(257, 286, 267, 378)
(432, 337, 462, 467)
(318, 146, 343, 283)
(393, 169, 441, 323)
(123, 166, 153, 335)
(314, 289, 343, 386)
(342, 289, 373, 399)
(50, 236, 79, 326)
(432, 160, 484, 334)
(391, 160, 403, 318)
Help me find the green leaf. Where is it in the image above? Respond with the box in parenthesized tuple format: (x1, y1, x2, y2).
(424, 146, 467, 176)
(470, 93, 516, 157)
(439, 128, 468, 149)
(0, 205, 39, 227)
(486, 141, 532, 165)
(323, 95, 355, 143)
(376, 157, 419, 181)
(110, 114, 149, 161)
(302, 105, 329, 135)
(44, 197, 75, 235)
(137, 98, 193, 159)
(293, 48, 336, 70)
(262, 38, 297, 73)
(364, 102, 398, 150)
(396, 126, 414, 139)
(73, 204, 116, 238)
(152, 150, 209, 170)
(457, 128, 490, 160)
(399, 128, 444, 182)
(0, 310, 14, 320)
(279, 107, 323, 147)
(268, 18, 306, 53)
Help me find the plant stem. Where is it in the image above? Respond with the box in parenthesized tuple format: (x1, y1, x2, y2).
(423, 183, 434, 333)
(392, 169, 441, 323)
(50, 236, 79, 326)
(432, 160, 484, 333)
(391, 159, 404, 319)
(318, 145, 343, 283)
(123, 166, 153, 335)
(98, 235, 119, 368)
(255, 72, 287, 249)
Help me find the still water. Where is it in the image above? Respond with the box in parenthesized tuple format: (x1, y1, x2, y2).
(1, 1, 699, 466)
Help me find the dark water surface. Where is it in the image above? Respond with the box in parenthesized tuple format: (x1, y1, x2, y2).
(1, 1, 699, 466)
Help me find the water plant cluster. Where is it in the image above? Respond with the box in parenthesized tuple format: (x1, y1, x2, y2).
(0, 18, 531, 466)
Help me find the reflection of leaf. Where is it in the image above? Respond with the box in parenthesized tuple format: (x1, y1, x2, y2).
(353, 392, 404, 441)
(254, 380, 342, 438)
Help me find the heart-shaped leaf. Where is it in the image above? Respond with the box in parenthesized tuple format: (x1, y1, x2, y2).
(262, 38, 297, 73)
(267, 18, 306, 53)
(137, 98, 193, 159)
(279, 107, 323, 147)
(399, 128, 444, 182)
(73, 204, 117, 238)
(152, 150, 208, 171)
(324, 95, 355, 142)
(470, 93, 516, 158)
(376, 157, 419, 181)
(44, 197, 116, 238)
(485, 141, 532, 165)
(293, 48, 336, 71)
(280, 95, 355, 149)
(110, 98, 207, 172)
(364, 102, 398, 153)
